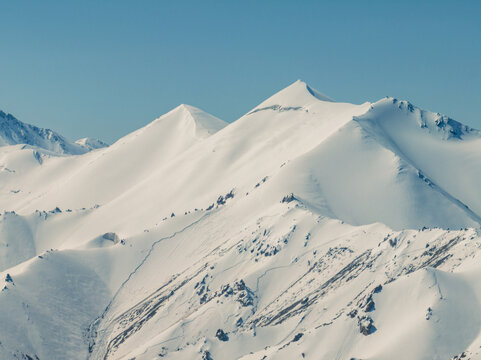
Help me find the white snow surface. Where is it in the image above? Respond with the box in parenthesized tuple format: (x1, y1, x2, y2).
(1, 80, 481, 360)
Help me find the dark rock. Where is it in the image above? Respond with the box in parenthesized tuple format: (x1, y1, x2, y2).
(364, 297, 375, 312)
(235, 317, 243, 327)
(233, 280, 254, 307)
(202, 350, 213, 360)
(5, 274, 13, 284)
(347, 309, 358, 318)
(426, 307, 433, 320)
(102, 232, 120, 244)
(292, 333, 303, 342)
(215, 329, 229, 342)
(158, 346, 168, 357)
(358, 316, 375, 335)
(206, 203, 214, 211)
(281, 193, 295, 203)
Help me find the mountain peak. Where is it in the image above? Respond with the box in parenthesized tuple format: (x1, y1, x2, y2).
(359, 97, 481, 141)
(0, 109, 105, 155)
(294, 79, 335, 102)
(161, 104, 227, 136)
(255, 80, 334, 110)
(3, 83, 481, 360)
(74, 137, 109, 151)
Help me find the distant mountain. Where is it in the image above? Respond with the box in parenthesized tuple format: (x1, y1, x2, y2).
(0, 110, 106, 154)
(0, 81, 481, 360)
(75, 138, 109, 151)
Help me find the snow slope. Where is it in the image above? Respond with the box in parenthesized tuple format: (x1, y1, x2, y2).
(0, 104, 227, 212)
(1, 81, 481, 360)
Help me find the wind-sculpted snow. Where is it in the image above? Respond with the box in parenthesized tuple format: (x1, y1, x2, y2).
(1, 80, 481, 359)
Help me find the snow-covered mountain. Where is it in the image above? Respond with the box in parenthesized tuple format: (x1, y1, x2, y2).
(1, 81, 481, 360)
(0, 110, 107, 155)
(75, 137, 109, 152)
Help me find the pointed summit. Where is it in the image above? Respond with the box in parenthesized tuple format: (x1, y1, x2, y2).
(256, 80, 334, 109)
(147, 104, 227, 138)
(176, 104, 227, 136)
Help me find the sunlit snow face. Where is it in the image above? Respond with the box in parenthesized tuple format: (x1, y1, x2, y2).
(1, 81, 481, 360)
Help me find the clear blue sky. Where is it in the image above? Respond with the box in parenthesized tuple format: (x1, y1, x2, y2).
(1, 0, 480, 143)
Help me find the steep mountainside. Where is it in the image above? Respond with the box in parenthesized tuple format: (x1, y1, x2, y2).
(0, 81, 481, 360)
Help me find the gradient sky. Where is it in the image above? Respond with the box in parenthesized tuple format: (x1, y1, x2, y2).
(1, 0, 480, 143)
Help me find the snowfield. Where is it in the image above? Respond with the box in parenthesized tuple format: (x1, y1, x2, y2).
(1, 80, 481, 360)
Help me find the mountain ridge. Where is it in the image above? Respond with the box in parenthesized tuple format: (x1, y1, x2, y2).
(1, 81, 481, 360)
(0, 110, 107, 155)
